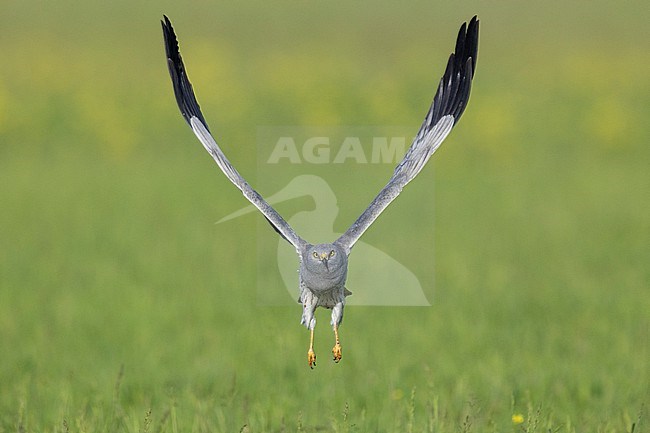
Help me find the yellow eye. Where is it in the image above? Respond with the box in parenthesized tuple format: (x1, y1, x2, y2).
(329, 250, 335, 257)
(312, 252, 318, 258)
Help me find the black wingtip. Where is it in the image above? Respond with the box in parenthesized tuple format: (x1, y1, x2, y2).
(466, 15, 479, 76)
(415, 15, 479, 140)
(434, 16, 480, 125)
(161, 15, 210, 131)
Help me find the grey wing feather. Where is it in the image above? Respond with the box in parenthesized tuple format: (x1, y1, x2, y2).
(162, 16, 306, 252)
(336, 16, 479, 253)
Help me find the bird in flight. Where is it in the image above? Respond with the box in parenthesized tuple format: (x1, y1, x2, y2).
(162, 15, 479, 368)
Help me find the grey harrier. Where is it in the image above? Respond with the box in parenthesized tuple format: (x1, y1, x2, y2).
(162, 15, 479, 368)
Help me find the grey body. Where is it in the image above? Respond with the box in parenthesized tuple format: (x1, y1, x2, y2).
(162, 15, 479, 352)
(299, 243, 349, 330)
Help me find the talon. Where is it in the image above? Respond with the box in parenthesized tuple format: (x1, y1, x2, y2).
(332, 324, 342, 363)
(332, 343, 342, 363)
(308, 349, 317, 368)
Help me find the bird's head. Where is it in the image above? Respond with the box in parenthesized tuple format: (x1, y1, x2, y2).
(303, 243, 347, 274)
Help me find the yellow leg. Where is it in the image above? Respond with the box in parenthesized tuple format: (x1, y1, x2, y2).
(332, 325, 342, 363)
(307, 328, 316, 369)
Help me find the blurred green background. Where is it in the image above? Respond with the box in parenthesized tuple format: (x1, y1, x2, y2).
(0, 1, 648, 431)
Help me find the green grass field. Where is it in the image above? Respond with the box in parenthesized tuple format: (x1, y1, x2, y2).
(1, 1, 648, 431)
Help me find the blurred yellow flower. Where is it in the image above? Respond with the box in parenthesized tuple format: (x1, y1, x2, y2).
(512, 414, 524, 424)
(582, 96, 632, 149)
(390, 388, 404, 400)
(0, 81, 6, 133)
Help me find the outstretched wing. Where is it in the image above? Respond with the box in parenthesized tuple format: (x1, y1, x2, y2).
(162, 15, 307, 252)
(336, 16, 479, 253)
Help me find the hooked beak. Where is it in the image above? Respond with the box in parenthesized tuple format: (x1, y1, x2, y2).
(319, 253, 330, 271)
